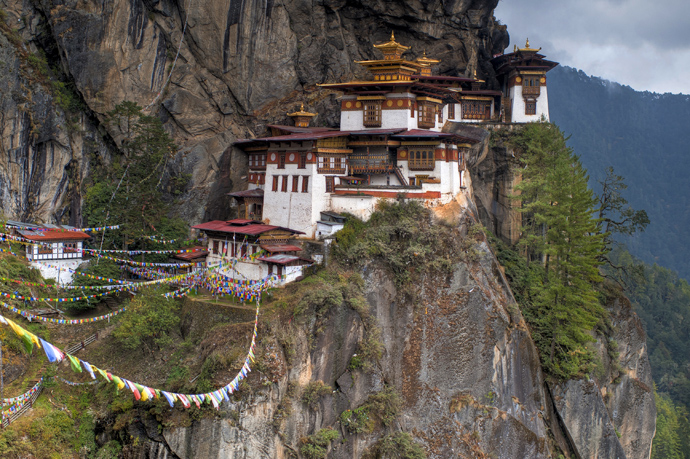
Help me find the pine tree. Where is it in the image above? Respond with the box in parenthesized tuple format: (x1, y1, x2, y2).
(513, 123, 607, 379)
(84, 102, 179, 250)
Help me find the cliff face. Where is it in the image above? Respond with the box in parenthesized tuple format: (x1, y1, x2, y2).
(468, 131, 657, 459)
(0, 0, 507, 223)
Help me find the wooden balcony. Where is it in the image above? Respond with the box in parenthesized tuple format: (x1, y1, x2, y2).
(522, 86, 541, 96)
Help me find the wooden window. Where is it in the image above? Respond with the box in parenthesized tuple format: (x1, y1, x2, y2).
(325, 176, 335, 193)
(260, 154, 266, 167)
(408, 149, 435, 170)
(363, 101, 382, 127)
(272, 175, 279, 191)
(525, 100, 537, 115)
(213, 240, 219, 255)
(317, 155, 346, 174)
(278, 153, 286, 169)
(438, 106, 443, 123)
(292, 175, 299, 192)
(298, 152, 306, 169)
(448, 103, 455, 119)
(417, 102, 436, 128)
(258, 173, 265, 185)
(522, 76, 541, 95)
(461, 100, 491, 120)
(302, 175, 309, 193)
(281, 175, 288, 192)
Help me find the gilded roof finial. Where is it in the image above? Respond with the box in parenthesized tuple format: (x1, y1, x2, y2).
(514, 44, 517, 52)
(391, 31, 395, 42)
(525, 38, 530, 48)
(300, 103, 305, 111)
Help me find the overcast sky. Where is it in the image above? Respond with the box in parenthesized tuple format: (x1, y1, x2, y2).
(494, 0, 690, 94)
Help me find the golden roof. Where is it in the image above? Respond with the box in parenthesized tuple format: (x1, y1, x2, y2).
(287, 103, 317, 117)
(373, 32, 411, 60)
(518, 38, 541, 53)
(416, 50, 440, 67)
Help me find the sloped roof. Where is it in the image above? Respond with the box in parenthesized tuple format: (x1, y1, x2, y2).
(18, 229, 91, 241)
(227, 189, 264, 198)
(260, 244, 303, 253)
(192, 220, 304, 236)
(172, 247, 209, 261)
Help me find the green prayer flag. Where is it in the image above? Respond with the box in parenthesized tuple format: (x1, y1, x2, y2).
(67, 354, 82, 373)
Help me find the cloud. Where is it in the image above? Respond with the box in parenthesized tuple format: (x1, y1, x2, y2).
(494, 0, 690, 93)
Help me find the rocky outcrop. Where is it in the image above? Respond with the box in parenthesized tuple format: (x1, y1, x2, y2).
(0, 0, 508, 224)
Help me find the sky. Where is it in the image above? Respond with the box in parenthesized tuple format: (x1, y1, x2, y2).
(494, 0, 690, 94)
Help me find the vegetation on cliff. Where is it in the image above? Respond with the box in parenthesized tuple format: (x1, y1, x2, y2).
(83, 102, 188, 250)
(501, 123, 608, 379)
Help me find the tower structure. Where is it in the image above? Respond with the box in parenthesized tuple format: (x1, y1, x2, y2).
(491, 39, 559, 123)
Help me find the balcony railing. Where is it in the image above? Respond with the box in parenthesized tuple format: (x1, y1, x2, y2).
(522, 86, 541, 96)
(408, 159, 435, 171)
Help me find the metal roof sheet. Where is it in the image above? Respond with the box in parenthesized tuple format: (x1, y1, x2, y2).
(260, 244, 303, 253)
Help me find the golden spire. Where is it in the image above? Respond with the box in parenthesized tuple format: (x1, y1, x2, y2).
(373, 31, 410, 60)
(518, 38, 540, 53)
(287, 103, 317, 127)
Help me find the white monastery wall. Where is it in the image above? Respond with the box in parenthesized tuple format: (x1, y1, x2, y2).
(509, 86, 549, 123)
(330, 195, 377, 220)
(31, 259, 84, 285)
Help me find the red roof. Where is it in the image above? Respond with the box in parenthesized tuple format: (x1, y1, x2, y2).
(261, 244, 302, 253)
(391, 130, 454, 138)
(192, 220, 304, 236)
(227, 189, 264, 198)
(257, 254, 303, 265)
(172, 246, 209, 261)
(236, 130, 350, 145)
(18, 229, 91, 241)
(266, 124, 336, 133)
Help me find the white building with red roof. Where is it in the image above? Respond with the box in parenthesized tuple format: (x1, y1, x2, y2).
(192, 219, 311, 283)
(17, 225, 91, 284)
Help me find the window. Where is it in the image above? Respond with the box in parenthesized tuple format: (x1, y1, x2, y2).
(461, 100, 491, 120)
(302, 176, 309, 193)
(298, 153, 306, 169)
(522, 76, 541, 95)
(272, 175, 279, 192)
(249, 154, 266, 169)
(258, 173, 265, 185)
(278, 153, 286, 169)
(417, 102, 436, 128)
(213, 240, 219, 255)
(292, 175, 299, 192)
(438, 106, 443, 123)
(325, 176, 335, 193)
(363, 101, 382, 127)
(281, 175, 288, 192)
(317, 155, 346, 173)
(408, 150, 435, 170)
(448, 103, 455, 119)
(525, 100, 537, 115)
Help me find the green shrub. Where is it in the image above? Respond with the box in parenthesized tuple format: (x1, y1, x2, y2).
(301, 381, 332, 408)
(300, 428, 339, 459)
(374, 432, 426, 459)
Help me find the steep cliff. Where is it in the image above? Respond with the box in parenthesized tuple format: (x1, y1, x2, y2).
(0, 0, 507, 224)
(468, 127, 657, 459)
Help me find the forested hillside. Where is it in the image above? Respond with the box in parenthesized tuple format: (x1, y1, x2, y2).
(548, 66, 690, 278)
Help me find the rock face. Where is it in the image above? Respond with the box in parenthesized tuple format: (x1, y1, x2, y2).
(0, 0, 508, 224)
